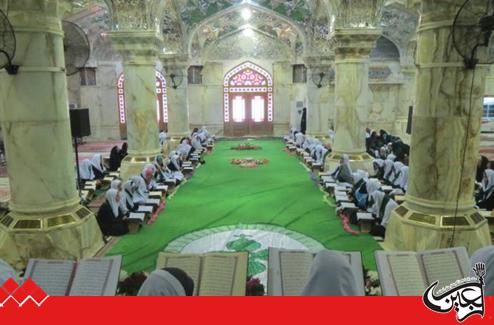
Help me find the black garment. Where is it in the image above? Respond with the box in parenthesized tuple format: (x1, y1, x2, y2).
(109, 146, 121, 171)
(168, 160, 181, 172)
(124, 190, 137, 212)
(96, 201, 129, 236)
(163, 267, 195, 296)
(120, 143, 128, 161)
(477, 156, 490, 183)
(300, 108, 307, 134)
(92, 166, 105, 180)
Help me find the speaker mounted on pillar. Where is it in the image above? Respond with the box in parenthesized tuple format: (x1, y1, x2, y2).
(70, 108, 91, 138)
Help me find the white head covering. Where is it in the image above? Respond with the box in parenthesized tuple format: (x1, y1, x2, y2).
(370, 191, 397, 227)
(138, 269, 186, 296)
(122, 180, 135, 207)
(0, 259, 18, 286)
(398, 166, 409, 191)
(392, 162, 405, 186)
(470, 246, 494, 296)
(366, 179, 382, 195)
(79, 159, 94, 180)
(373, 159, 384, 168)
(383, 159, 395, 181)
(111, 179, 122, 191)
(482, 169, 494, 200)
(300, 250, 361, 296)
(341, 154, 351, 169)
(387, 154, 396, 162)
(105, 189, 120, 218)
(90, 154, 104, 173)
(353, 170, 368, 184)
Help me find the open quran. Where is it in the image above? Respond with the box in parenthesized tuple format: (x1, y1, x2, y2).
(267, 248, 365, 296)
(156, 252, 248, 296)
(24, 256, 122, 296)
(375, 247, 470, 296)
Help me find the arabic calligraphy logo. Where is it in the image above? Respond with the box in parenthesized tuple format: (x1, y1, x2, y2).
(0, 278, 49, 307)
(423, 263, 486, 322)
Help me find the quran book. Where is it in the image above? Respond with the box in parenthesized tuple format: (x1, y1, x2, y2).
(267, 248, 365, 296)
(156, 252, 248, 296)
(128, 212, 146, 222)
(25, 256, 122, 296)
(381, 185, 393, 193)
(154, 184, 169, 191)
(375, 247, 470, 296)
(137, 205, 154, 215)
(149, 191, 163, 199)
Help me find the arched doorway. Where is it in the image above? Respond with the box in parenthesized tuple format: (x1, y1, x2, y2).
(224, 62, 273, 137)
(117, 70, 168, 139)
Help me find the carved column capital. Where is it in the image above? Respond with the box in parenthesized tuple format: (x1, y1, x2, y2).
(105, 0, 165, 32)
(332, 28, 382, 61)
(109, 31, 161, 64)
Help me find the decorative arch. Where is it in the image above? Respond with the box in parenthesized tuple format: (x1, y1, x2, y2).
(117, 70, 168, 139)
(223, 62, 273, 136)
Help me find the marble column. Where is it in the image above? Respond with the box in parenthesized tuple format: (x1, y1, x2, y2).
(161, 55, 190, 150)
(0, 0, 103, 269)
(305, 59, 333, 139)
(385, 0, 491, 254)
(325, 29, 381, 173)
(394, 65, 416, 144)
(110, 32, 162, 180)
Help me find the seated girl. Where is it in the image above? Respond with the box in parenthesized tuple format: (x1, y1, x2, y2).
(331, 154, 354, 185)
(477, 169, 494, 210)
(96, 189, 129, 236)
(121, 180, 138, 212)
(367, 191, 398, 238)
(79, 159, 95, 181)
(90, 154, 105, 180)
(300, 250, 362, 296)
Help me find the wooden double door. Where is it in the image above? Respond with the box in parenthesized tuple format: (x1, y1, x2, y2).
(224, 92, 273, 137)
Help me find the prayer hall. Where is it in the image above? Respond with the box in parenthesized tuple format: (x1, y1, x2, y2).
(0, 0, 494, 297)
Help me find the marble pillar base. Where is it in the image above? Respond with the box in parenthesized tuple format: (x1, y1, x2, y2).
(0, 204, 103, 270)
(325, 152, 374, 174)
(384, 202, 491, 255)
(120, 154, 160, 181)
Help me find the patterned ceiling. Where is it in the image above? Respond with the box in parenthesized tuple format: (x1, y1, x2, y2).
(66, 0, 418, 61)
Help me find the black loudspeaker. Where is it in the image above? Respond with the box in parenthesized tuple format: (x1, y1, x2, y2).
(406, 106, 413, 135)
(70, 108, 91, 138)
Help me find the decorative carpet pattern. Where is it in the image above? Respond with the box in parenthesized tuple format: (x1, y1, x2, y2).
(107, 139, 382, 273)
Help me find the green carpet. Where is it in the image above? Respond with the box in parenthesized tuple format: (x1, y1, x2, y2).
(107, 139, 382, 273)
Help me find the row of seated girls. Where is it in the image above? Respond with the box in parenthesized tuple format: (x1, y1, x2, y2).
(95, 128, 215, 237)
(284, 128, 332, 166)
(329, 133, 409, 238)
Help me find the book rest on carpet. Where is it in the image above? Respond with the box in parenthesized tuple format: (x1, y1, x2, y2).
(357, 213, 374, 233)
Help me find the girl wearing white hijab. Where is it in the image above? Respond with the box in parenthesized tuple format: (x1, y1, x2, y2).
(0, 259, 18, 286)
(131, 175, 148, 204)
(122, 180, 137, 212)
(373, 159, 385, 179)
(111, 179, 128, 214)
(138, 268, 194, 296)
(397, 165, 409, 192)
(391, 162, 405, 187)
(314, 144, 329, 165)
(300, 250, 362, 296)
(366, 179, 382, 197)
(96, 189, 128, 236)
(368, 191, 398, 230)
(477, 169, 494, 210)
(165, 151, 185, 183)
(331, 154, 353, 185)
(470, 246, 494, 296)
(79, 159, 95, 181)
(90, 154, 105, 179)
(295, 132, 305, 147)
(383, 155, 396, 184)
